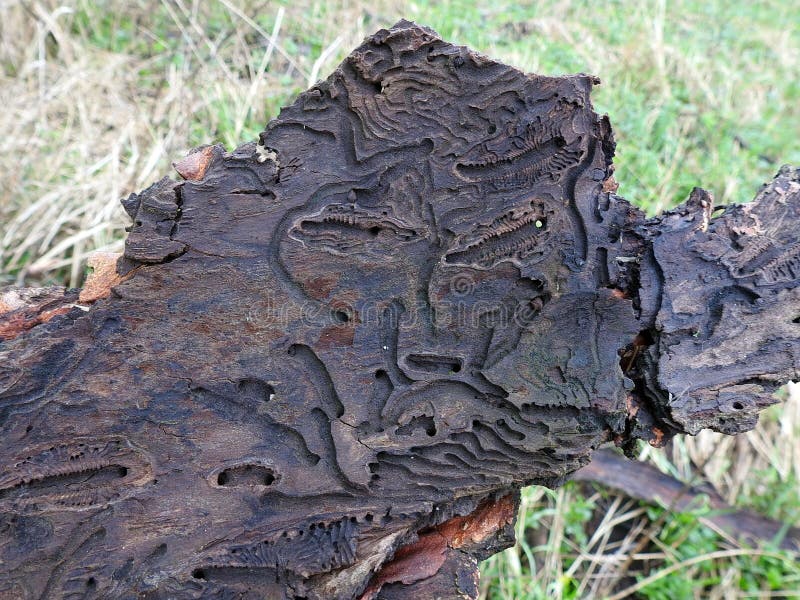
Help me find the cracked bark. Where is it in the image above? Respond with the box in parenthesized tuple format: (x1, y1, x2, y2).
(0, 20, 797, 600)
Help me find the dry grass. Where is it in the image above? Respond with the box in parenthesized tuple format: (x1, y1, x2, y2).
(0, 0, 379, 286)
(1, 1, 798, 597)
(3, 1, 799, 288)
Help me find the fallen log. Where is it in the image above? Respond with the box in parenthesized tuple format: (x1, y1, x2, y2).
(0, 20, 797, 600)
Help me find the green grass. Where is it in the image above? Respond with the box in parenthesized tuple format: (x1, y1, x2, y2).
(0, 0, 800, 285)
(3, 0, 798, 286)
(480, 458, 800, 599)
(1, 1, 798, 597)
(398, 0, 800, 213)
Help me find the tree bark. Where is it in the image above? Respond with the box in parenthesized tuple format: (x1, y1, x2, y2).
(0, 20, 797, 600)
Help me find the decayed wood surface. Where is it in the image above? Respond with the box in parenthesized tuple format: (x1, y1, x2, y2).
(0, 20, 797, 600)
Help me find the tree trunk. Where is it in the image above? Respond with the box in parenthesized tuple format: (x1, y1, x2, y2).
(0, 20, 797, 600)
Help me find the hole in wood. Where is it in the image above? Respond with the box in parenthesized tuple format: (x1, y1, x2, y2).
(405, 354, 462, 375)
(214, 464, 277, 488)
(0, 463, 131, 502)
(397, 415, 437, 437)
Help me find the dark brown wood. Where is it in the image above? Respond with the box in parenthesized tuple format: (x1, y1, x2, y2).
(0, 20, 797, 599)
(573, 449, 800, 551)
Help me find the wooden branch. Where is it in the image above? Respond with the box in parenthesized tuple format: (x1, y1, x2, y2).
(573, 449, 800, 551)
(0, 20, 797, 599)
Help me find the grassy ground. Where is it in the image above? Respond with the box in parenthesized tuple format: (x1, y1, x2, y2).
(1, 1, 798, 597)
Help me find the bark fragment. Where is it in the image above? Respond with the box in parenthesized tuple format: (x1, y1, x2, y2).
(0, 286, 78, 341)
(78, 252, 130, 304)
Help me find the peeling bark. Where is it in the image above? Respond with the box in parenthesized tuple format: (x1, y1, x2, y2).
(0, 20, 797, 600)
(79, 252, 132, 304)
(0, 286, 79, 341)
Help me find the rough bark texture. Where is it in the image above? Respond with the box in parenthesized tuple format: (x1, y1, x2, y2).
(0, 20, 797, 600)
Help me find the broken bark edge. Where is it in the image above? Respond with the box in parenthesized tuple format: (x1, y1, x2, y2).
(360, 493, 519, 600)
(0, 287, 81, 341)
